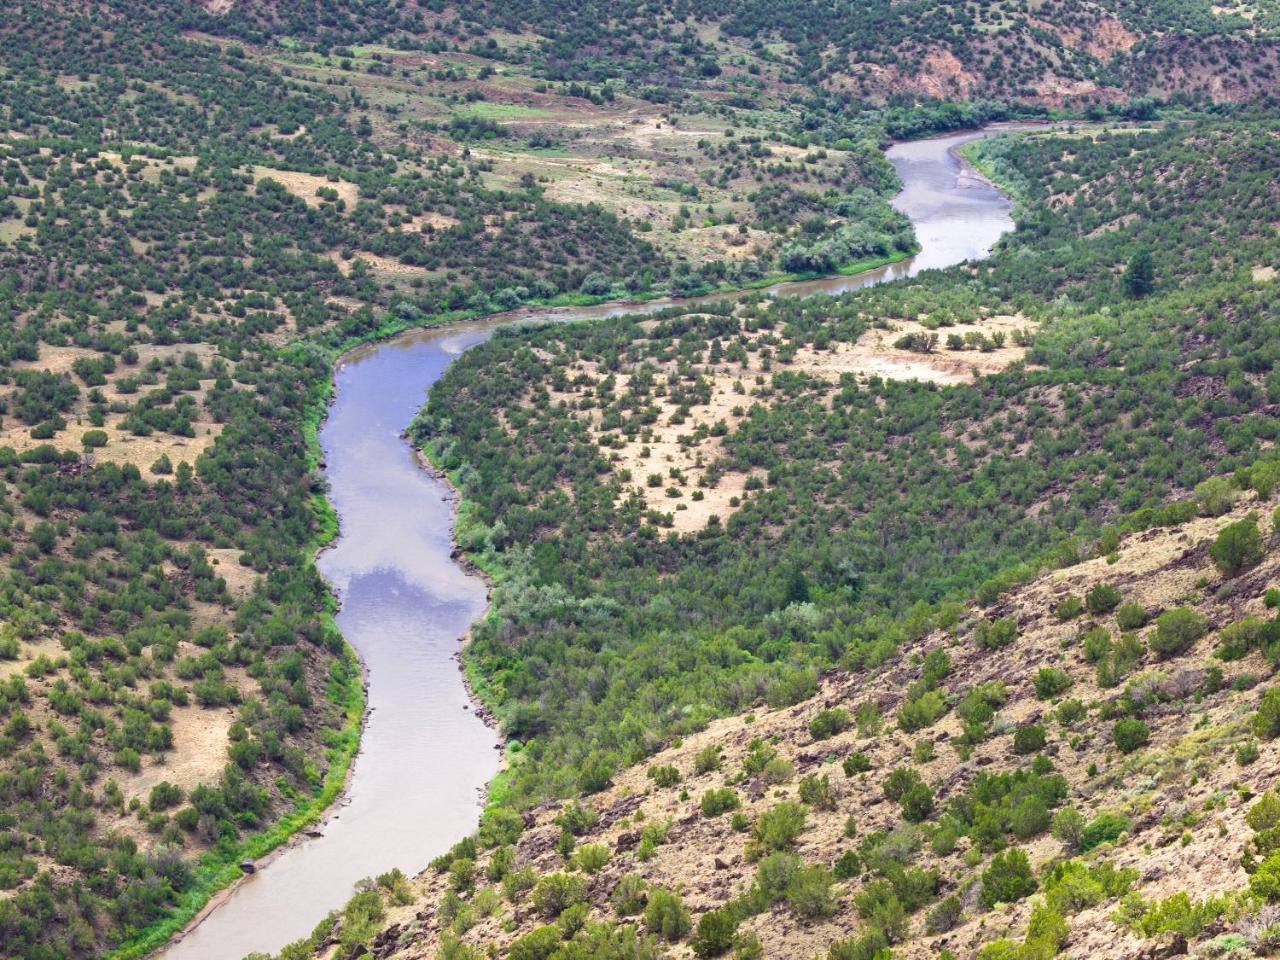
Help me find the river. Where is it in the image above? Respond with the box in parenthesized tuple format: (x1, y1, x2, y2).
(155, 124, 1022, 960)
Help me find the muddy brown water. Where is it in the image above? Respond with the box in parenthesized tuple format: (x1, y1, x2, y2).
(155, 124, 1028, 960)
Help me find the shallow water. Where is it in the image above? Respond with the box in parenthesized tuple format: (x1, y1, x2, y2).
(155, 124, 1022, 960)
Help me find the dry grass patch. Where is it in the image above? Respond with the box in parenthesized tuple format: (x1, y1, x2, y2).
(254, 166, 358, 207)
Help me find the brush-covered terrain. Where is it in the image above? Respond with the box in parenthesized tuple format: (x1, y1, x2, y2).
(1, 1, 1279, 959)
(303, 484, 1280, 960)
(273, 117, 1280, 960)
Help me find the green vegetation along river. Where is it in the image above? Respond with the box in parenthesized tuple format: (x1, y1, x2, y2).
(154, 124, 1024, 960)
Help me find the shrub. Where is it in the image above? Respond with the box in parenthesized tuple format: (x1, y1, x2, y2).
(611, 874, 648, 915)
(833, 850, 861, 879)
(1013, 723, 1046, 755)
(644, 887, 691, 941)
(853, 880, 907, 942)
(1009, 795, 1051, 840)
(1196, 477, 1235, 516)
(572, 843, 610, 874)
(843, 752, 872, 775)
(1113, 718, 1150, 754)
(900, 782, 935, 823)
(786, 865, 837, 918)
(1116, 602, 1148, 630)
(1253, 854, 1280, 902)
(1248, 792, 1280, 833)
(749, 801, 806, 858)
(1056, 698, 1086, 727)
(507, 925, 563, 960)
(701, 788, 741, 817)
(1255, 687, 1280, 740)
(531, 872, 588, 919)
(1210, 517, 1263, 576)
(1086, 583, 1123, 614)
(1151, 607, 1208, 658)
(976, 617, 1018, 650)
(1043, 859, 1136, 913)
(693, 744, 721, 774)
(1051, 808, 1086, 851)
(981, 848, 1036, 907)
(1055, 596, 1084, 621)
(828, 930, 891, 960)
(691, 909, 738, 957)
(1033, 668, 1073, 700)
(809, 708, 851, 741)
(648, 764, 680, 788)
(897, 689, 947, 732)
(798, 773, 836, 810)
(882, 767, 922, 802)
(926, 894, 963, 934)
(1080, 812, 1131, 852)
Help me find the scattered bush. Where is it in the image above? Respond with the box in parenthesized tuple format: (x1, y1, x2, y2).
(1086, 582, 1122, 614)
(981, 848, 1036, 907)
(809, 708, 851, 741)
(1113, 718, 1150, 754)
(1151, 607, 1208, 658)
(1210, 517, 1264, 576)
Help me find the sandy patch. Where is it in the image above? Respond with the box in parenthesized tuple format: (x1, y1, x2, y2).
(119, 703, 235, 800)
(329, 250, 429, 278)
(1253, 264, 1276, 282)
(791, 315, 1035, 384)
(254, 167, 359, 208)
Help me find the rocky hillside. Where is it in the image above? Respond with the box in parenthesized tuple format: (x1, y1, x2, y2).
(294, 477, 1280, 960)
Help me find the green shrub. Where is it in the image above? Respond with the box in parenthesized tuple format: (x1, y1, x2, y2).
(1117, 891, 1234, 937)
(644, 887, 691, 940)
(507, 925, 563, 960)
(1056, 698, 1086, 727)
(809, 708, 851, 741)
(925, 894, 963, 934)
(1113, 718, 1150, 754)
(882, 767, 923, 802)
(897, 689, 947, 732)
(833, 850, 862, 879)
(1255, 687, 1280, 739)
(691, 909, 738, 957)
(1042, 858, 1136, 913)
(798, 773, 836, 810)
(786, 865, 837, 918)
(976, 617, 1019, 650)
(1116, 602, 1148, 630)
(900, 782, 935, 823)
(694, 744, 721, 774)
(1151, 607, 1208, 658)
(980, 848, 1036, 907)
(701, 788, 741, 817)
(1079, 812, 1130, 852)
(1055, 596, 1084, 621)
(843, 752, 872, 775)
(1013, 723, 1046, 755)
(611, 874, 648, 915)
(749, 801, 806, 858)
(1086, 583, 1122, 614)
(572, 843, 610, 874)
(852, 880, 907, 942)
(1196, 477, 1235, 517)
(1210, 517, 1263, 576)
(828, 930, 891, 960)
(1032, 668, 1073, 700)
(648, 764, 681, 788)
(531, 872, 588, 919)
(1051, 808, 1086, 852)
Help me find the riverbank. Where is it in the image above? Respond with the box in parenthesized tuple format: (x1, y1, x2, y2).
(132, 122, 1027, 960)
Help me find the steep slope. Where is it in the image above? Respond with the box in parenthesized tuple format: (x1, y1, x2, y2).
(302, 486, 1280, 960)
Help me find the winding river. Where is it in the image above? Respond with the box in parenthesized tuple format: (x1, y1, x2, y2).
(157, 124, 1024, 960)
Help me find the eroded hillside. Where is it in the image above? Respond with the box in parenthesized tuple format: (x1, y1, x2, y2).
(300, 484, 1280, 960)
